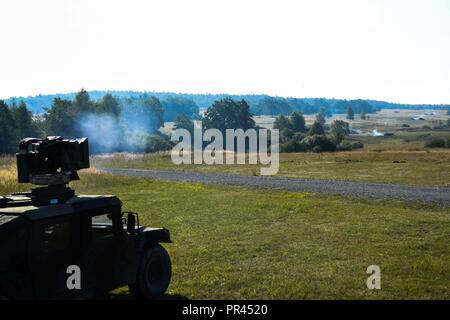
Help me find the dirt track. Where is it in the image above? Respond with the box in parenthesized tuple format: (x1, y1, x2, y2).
(100, 168, 450, 207)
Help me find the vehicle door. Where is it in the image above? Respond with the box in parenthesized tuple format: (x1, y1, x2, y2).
(28, 216, 82, 299)
(80, 208, 137, 296)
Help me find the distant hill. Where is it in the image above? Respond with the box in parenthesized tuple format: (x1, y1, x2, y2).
(4, 90, 450, 115)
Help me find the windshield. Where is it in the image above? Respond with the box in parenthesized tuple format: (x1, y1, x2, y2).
(92, 213, 113, 226)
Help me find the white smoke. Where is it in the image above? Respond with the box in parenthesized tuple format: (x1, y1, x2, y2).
(79, 113, 122, 153)
(372, 129, 384, 137)
(79, 106, 159, 153)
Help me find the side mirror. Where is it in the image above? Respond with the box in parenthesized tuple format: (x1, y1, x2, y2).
(127, 213, 136, 234)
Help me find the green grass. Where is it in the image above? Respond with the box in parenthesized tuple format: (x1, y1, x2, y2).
(355, 129, 450, 151)
(68, 171, 449, 299)
(92, 149, 450, 187)
(92, 126, 450, 187)
(1, 160, 449, 299)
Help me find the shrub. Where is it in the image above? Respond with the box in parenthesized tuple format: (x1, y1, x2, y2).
(293, 132, 306, 142)
(273, 115, 292, 131)
(300, 135, 336, 152)
(280, 128, 295, 143)
(308, 121, 325, 136)
(290, 111, 306, 132)
(425, 137, 446, 148)
(280, 140, 304, 153)
(338, 140, 364, 151)
(146, 134, 173, 152)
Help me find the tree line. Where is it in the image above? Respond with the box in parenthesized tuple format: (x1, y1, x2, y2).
(1, 90, 258, 154)
(253, 97, 377, 117)
(0, 100, 38, 153)
(0, 89, 199, 154)
(1, 90, 367, 155)
(172, 100, 364, 153)
(7, 91, 450, 116)
(273, 111, 363, 153)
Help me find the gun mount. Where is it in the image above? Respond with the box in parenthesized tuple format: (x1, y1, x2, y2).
(15, 136, 90, 205)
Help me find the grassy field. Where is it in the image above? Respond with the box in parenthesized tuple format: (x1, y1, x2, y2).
(92, 149, 450, 187)
(1, 162, 448, 299)
(238, 109, 450, 132)
(355, 129, 450, 151)
(96, 110, 450, 187)
(76, 171, 450, 299)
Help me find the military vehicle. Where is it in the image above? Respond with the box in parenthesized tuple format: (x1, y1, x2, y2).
(0, 136, 172, 299)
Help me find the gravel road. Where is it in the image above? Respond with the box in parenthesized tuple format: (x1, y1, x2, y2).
(101, 168, 450, 207)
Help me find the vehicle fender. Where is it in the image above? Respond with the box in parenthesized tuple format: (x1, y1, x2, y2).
(138, 227, 172, 251)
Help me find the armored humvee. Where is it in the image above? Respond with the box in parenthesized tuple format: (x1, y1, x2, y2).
(0, 137, 172, 300)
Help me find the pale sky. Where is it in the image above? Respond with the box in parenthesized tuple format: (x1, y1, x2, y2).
(1, 0, 449, 104)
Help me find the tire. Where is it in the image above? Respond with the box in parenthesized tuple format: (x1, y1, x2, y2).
(129, 244, 172, 299)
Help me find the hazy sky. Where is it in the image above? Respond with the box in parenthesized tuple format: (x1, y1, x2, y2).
(1, 0, 449, 103)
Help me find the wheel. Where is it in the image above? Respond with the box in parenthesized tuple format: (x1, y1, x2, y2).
(129, 244, 172, 299)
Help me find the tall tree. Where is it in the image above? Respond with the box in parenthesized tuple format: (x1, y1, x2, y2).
(316, 112, 326, 126)
(0, 100, 16, 153)
(203, 98, 255, 132)
(73, 88, 95, 115)
(347, 107, 355, 120)
(96, 94, 121, 117)
(308, 121, 325, 136)
(290, 111, 306, 132)
(330, 120, 349, 143)
(122, 95, 164, 133)
(10, 101, 37, 141)
(44, 98, 76, 137)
